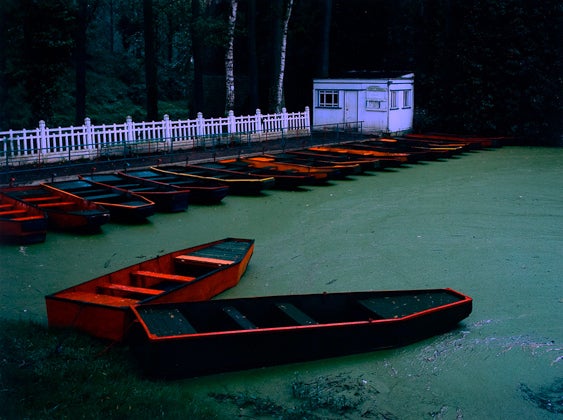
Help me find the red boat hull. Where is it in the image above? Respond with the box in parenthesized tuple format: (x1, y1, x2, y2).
(45, 238, 255, 341)
(0, 193, 48, 244)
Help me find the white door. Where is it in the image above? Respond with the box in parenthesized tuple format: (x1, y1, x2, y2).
(344, 91, 358, 124)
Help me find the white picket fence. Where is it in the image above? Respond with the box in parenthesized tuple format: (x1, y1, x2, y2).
(0, 107, 310, 167)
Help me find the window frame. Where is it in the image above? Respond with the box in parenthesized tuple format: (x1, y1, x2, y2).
(390, 91, 398, 109)
(402, 90, 412, 109)
(365, 99, 385, 111)
(317, 90, 340, 108)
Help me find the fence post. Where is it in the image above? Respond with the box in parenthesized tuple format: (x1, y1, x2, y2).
(304, 106, 311, 131)
(6, 130, 13, 166)
(85, 117, 94, 150)
(227, 110, 236, 134)
(255, 109, 262, 133)
(163, 114, 172, 147)
(196, 112, 205, 147)
(126, 116, 134, 143)
(38, 120, 47, 156)
(281, 108, 288, 139)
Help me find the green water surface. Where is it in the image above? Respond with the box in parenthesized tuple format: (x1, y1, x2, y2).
(1, 146, 562, 418)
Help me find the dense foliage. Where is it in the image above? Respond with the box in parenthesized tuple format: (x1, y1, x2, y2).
(0, 0, 561, 144)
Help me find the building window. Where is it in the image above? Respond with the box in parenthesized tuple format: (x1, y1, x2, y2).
(390, 91, 398, 109)
(366, 99, 384, 110)
(318, 90, 339, 108)
(366, 88, 387, 111)
(402, 90, 412, 108)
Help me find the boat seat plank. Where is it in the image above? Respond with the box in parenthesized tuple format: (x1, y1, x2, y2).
(222, 306, 258, 330)
(12, 216, 46, 221)
(55, 291, 139, 307)
(357, 299, 386, 319)
(276, 303, 318, 326)
(138, 308, 197, 336)
(113, 183, 140, 189)
(85, 193, 122, 201)
(37, 201, 75, 208)
(23, 196, 58, 202)
(0, 209, 28, 217)
(131, 270, 196, 283)
(129, 187, 157, 192)
(175, 255, 234, 266)
(99, 283, 162, 296)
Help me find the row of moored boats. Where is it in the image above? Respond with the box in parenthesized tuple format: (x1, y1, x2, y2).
(0, 133, 507, 244)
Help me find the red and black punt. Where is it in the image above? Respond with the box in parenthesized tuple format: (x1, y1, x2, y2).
(129, 288, 472, 378)
(45, 238, 255, 342)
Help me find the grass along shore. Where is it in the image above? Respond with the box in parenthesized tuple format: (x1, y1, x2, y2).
(0, 319, 220, 419)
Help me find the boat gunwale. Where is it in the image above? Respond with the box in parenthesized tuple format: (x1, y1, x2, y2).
(151, 166, 275, 184)
(79, 174, 192, 197)
(132, 288, 472, 341)
(45, 238, 255, 303)
(44, 180, 156, 209)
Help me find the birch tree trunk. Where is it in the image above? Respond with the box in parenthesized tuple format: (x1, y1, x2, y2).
(273, 0, 293, 113)
(224, 0, 238, 114)
(143, 0, 158, 121)
(246, 0, 258, 111)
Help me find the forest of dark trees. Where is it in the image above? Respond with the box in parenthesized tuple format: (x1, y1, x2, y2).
(0, 0, 561, 145)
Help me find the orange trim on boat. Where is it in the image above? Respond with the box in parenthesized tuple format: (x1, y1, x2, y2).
(175, 255, 235, 265)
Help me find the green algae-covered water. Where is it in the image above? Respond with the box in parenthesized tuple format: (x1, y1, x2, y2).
(1, 146, 562, 418)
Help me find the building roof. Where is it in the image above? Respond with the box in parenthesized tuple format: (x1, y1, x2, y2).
(314, 71, 414, 84)
(339, 70, 413, 78)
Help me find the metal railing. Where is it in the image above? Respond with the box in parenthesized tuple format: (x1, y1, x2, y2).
(0, 107, 311, 168)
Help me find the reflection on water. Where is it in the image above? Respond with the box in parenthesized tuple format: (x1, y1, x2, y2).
(1, 146, 562, 418)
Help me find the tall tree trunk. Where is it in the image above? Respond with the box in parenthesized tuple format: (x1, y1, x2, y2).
(109, 0, 114, 54)
(224, 0, 238, 114)
(143, 0, 158, 121)
(318, 0, 332, 77)
(246, 0, 258, 111)
(190, 0, 204, 118)
(0, 3, 8, 128)
(268, 0, 282, 112)
(273, 0, 293, 113)
(75, 0, 87, 125)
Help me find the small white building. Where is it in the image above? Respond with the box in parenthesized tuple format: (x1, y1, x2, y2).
(312, 73, 414, 134)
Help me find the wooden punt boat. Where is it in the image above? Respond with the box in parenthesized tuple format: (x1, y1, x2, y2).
(357, 139, 459, 160)
(287, 149, 382, 172)
(302, 148, 403, 170)
(405, 133, 507, 148)
(2, 185, 110, 231)
(151, 165, 275, 195)
(45, 179, 155, 222)
(79, 173, 190, 213)
(45, 238, 255, 342)
(230, 156, 334, 184)
(200, 160, 317, 189)
(242, 155, 348, 179)
(129, 288, 472, 378)
(118, 169, 229, 204)
(0, 192, 48, 244)
(337, 142, 430, 163)
(380, 136, 469, 154)
(263, 153, 363, 176)
(308, 145, 409, 166)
